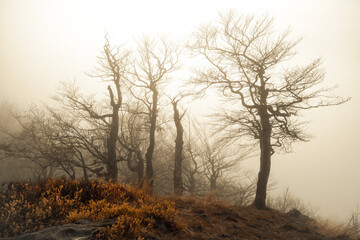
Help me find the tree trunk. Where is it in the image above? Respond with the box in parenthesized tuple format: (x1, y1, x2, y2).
(210, 177, 217, 191)
(145, 88, 158, 194)
(136, 151, 144, 186)
(127, 150, 144, 185)
(253, 107, 272, 209)
(189, 173, 196, 196)
(107, 104, 119, 182)
(172, 101, 184, 196)
(78, 153, 89, 181)
(82, 165, 89, 181)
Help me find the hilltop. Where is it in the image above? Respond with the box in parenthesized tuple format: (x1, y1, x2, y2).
(149, 197, 351, 240)
(0, 178, 352, 240)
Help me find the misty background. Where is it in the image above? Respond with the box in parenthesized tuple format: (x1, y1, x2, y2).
(0, 0, 359, 221)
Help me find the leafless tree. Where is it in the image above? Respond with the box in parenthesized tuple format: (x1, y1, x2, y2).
(45, 105, 110, 180)
(0, 106, 81, 180)
(182, 144, 204, 196)
(117, 101, 148, 184)
(181, 117, 250, 197)
(0, 103, 58, 181)
(181, 117, 207, 196)
(188, 11, 349, 209)
(128, 36, 180, 193)
(171, 95, 186, 195)
(228, 176, 257, 206)
(58, 35, 131, 181)
(196, 124, 249, 193)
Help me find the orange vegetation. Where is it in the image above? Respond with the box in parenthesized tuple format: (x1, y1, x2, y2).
(0, 178, 179, 239)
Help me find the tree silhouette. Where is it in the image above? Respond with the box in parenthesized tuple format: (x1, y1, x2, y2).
(189, 11, 349, 209)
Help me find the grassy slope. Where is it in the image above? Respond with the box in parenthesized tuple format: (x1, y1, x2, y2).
(152, 196, 352, 240)
(0, 178, 353, 240)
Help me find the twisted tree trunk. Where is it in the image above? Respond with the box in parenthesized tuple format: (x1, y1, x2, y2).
(106, 86, 121, 182)
(145, 87, 158, 194)
(172, 100, 184, 196)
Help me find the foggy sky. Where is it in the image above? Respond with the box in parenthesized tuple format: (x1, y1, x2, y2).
(0, 0, 359, 221)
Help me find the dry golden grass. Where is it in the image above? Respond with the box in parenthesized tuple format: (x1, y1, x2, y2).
(314, 217, 359, 240)
(0, 178, 180, 239)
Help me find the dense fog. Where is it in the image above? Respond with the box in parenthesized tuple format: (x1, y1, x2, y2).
(0, 0, 359, 222)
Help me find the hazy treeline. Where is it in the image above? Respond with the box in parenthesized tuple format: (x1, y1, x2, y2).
(0, 85, 255, 205)
(0, 35, 255, 205)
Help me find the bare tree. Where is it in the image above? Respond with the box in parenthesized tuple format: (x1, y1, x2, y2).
(228, 176, 257, 206)
(45, 105, 108, 180)
(189, 11, 349, 209)
(0, 106, 80, 180)
(171, 96, 186, 195)
(182, 117, 207, 196)
(182, 142, 204, 196)
(196, 124, 249, 193)
(181, 117, 249, 197)
(129, 36, 180, 193)
(117, 101, 148, 184)
(58, 36, 131, 181)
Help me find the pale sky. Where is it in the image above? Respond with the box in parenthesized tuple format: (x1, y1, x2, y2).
(0, 0, 359, 221)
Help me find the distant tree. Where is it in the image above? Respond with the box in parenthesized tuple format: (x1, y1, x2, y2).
(117, 100, 148, 184)
(182, 135, 204, 196)
(0, 102, 14, 163)
(196, 125, 248, 193)
(45, 105, 108, 180)
(181, 117, 209, 196)
(181, 117, 249, 196)
(181, 122, 202, 196)
(0, 106, 80, 180)
(189, 11, 349, 209)
(0, 103, 95, 181)
(226, 176, 257, 206)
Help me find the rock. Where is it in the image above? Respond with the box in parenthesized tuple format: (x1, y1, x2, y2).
(0, 219, 117, 240)
(286, 208, 311, 221)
